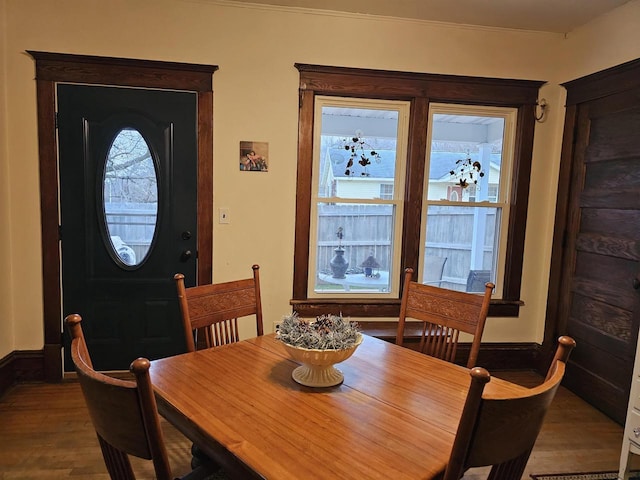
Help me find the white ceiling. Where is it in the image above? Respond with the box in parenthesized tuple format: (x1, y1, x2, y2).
(225, 0, 632, 33)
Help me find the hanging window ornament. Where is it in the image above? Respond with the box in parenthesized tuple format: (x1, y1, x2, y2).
(340, 133, 381, 177)
(449, 153, 484, 189)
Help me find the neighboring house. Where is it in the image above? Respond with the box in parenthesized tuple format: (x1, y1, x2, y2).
(320, 147, 501, 201)
(427, 151, 501, 202)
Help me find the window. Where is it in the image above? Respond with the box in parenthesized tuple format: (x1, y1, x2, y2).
(103, 128, 158, 267)
(421, 105, 517, 296)
(468, 184, 498, 203)
(310, 98, 410, 298)
(291, 64, 542, 318)
(380, 184, 394, 200)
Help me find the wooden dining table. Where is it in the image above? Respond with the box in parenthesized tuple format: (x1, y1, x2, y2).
(149, 333, 527, 480)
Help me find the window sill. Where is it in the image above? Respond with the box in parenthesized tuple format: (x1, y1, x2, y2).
(289, 298, 523, 318)
(289, 299, 401, 318)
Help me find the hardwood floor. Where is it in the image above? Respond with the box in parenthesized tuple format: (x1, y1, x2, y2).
(0, 380, 194, 479)
(0, 371, 628, 479)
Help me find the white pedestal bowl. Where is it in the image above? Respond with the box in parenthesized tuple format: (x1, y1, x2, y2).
(280, 334, 363, 387)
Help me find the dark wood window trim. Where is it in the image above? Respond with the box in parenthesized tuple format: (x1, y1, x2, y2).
(27, 51, 218, 381)
(291, 64, 542, 319)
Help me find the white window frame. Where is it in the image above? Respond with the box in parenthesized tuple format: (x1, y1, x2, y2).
(420, 103, 517, 297)
(307, 96, 410, 299)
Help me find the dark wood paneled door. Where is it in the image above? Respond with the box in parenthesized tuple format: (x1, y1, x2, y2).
(58, 84, 198, 371)
(557, 83, 640, 424)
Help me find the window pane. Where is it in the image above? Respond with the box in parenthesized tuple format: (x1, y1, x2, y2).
(318, 106, 399, 200)
(379, 184, 394, 200)
(103, 128, 158, 267)
(427, 114, 505, 203)
(314, 203, 395, 293)
(423, 205, 500, 292)
(422, 106, 515, 296)
(309, 97, 408, 299)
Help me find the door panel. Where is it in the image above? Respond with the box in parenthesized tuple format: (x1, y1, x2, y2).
(58, 84, 197, 370)
(558, 88, 640, 424)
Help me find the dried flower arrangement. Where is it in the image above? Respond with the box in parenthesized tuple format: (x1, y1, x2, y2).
(277, 312, 361, 350)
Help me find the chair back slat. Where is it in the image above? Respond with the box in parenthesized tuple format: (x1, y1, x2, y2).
(209, 318, 240, 347)
(175, 265, 263, 352)
(397, 267, 493, 368)
(421, 324, 461, 363)
(97, 435, 137, 480)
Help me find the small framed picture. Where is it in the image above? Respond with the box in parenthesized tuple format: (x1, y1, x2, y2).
(240, 141, 268, 172)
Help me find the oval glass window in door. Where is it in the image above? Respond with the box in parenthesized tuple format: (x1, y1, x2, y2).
(102, 128, 158, 267)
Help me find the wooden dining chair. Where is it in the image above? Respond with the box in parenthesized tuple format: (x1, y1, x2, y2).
(395, 267, 494, 368)
(174, 264, 263, 352)
(443, 335, 576, 480)
(65, 314, 215, 480)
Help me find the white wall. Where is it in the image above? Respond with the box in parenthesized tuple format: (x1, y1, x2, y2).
(1, 0, 640, 358)
(558, 0, 640, 82)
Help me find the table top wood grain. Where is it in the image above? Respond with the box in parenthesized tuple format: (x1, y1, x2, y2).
(150, 334, 526, 480)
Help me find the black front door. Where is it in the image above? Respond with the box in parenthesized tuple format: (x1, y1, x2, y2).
(58, 84, 198, 370)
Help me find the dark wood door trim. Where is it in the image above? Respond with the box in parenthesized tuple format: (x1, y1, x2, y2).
(562, 57, 640, 106)
(27, 51, 218, 381)
(542, 104, 577, 368)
